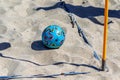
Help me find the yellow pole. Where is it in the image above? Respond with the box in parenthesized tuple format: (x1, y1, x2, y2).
(102, 0, 109, 71)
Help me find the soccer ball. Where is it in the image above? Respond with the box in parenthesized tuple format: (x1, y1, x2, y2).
(42, 25, 65, 49)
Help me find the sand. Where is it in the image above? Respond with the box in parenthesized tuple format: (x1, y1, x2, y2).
(0, 0, 120, 80)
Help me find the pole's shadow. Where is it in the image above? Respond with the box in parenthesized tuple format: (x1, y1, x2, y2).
(35, 1, 119, 25)
(0, 53, 101, 79)
(0, 53, 101, 71)
(0, 53, 42, 66)
(53, 62, 101, 71)
(0, 42, 11, 51)
(0, 60, 101, 79)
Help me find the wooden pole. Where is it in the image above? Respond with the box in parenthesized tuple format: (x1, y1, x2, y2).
(102, 0, 109, 71)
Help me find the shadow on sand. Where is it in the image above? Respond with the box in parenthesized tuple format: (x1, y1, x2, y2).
(31, 40, 55, 51)
(0, 42, 11, 51)
(0, 53, 101, 71)
(0, 55, 101, 79)
(35, 1, 119, 25)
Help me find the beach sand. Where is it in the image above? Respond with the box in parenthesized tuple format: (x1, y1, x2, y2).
(0, 0, 120, 80)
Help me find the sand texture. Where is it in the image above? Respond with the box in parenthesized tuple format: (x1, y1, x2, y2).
(0, 0, 120, 80)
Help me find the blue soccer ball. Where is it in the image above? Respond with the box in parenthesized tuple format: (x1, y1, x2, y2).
(42, 25, 65, 49)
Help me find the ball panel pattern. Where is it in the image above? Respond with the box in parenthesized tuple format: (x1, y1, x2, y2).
(42, 25, 65, 48)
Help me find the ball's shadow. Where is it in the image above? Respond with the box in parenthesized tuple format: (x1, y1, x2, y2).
(31, 40, 54, 51)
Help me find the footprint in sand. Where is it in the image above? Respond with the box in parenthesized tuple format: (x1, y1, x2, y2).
(0, 7, 6, 15)
(5, 0, 22, 7)
(62, 27, 67, 34)
(26, 3, 36, 16)
(107, 60, 120, 74)
(0, 21, 7, 34)
(108, 33, 120, 42)
(7, 61, 20, 75)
